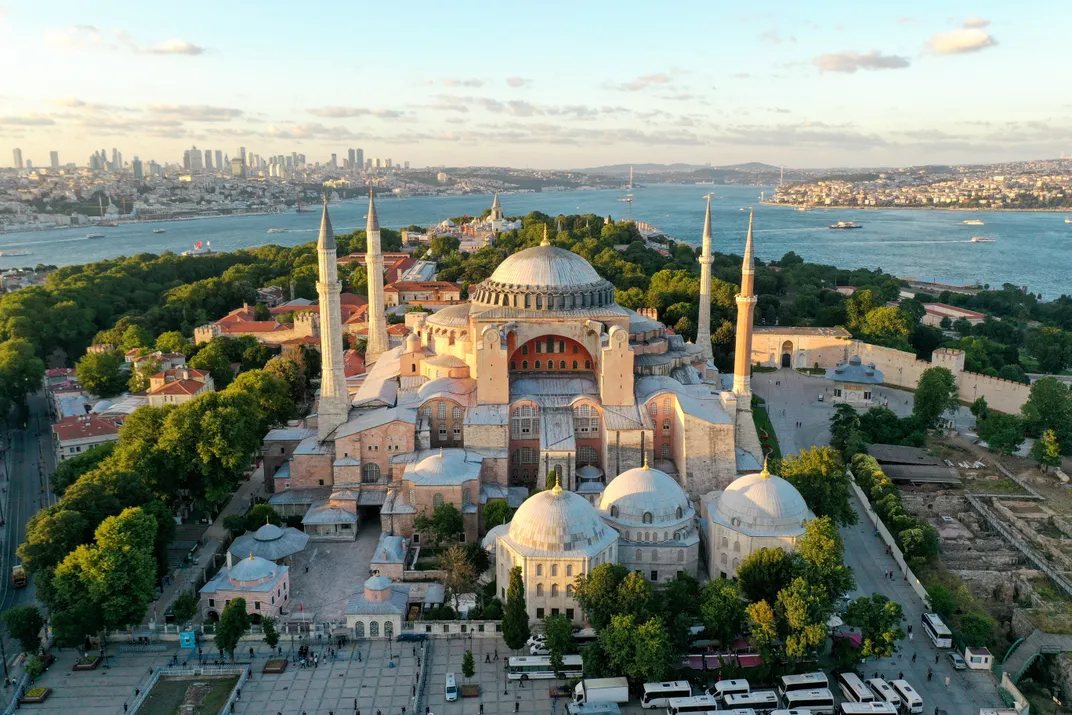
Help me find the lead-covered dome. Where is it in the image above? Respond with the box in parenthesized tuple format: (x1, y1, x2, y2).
(503, 484, 617, 556)
(713, 464, 812, 536)
(600, 465, 692, 525)
(228, 554, 279, 585)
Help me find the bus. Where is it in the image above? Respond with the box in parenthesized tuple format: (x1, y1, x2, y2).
(839, 704, 898, 714)
(713, 679, 750, 702)
(778, 672, 829, 697)
(837, 672, 875, 703)
(641, 681, 692, 709)
(507, 655, 583, 680)
(724, 690, 780, 713)
(890, 680, 923, 714)
(781, 688, 836, 714)
(665, 693, 719, 715)
(865, 678, 901, 708)
(921, 612, 953, 648)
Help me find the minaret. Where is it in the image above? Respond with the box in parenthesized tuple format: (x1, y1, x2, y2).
(489, 192, 503, 233)
(732, 210, 758, 404)
(695, 195, 714, 362)
(315, 198, 349, 441)
(364, 187, 389, 363)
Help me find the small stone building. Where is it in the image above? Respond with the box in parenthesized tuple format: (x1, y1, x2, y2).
(345, 573, 410, 639)
(825, 355, 884, 406)
(199, 553, 291, 623)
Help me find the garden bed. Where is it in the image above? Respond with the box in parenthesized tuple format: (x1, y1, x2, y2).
(21, 687, 51, 704)
(548, 685, 572, 698)
(72, 655, 102, 671)
(263, 658, 288, 674)
(461, 684, 480, 698)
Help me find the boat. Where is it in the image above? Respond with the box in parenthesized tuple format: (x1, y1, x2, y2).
(796, 206, 810, 212)
(617, 197, 633, 203)
(182, 241, 214, 256)
(962, 219, 985, 226)
(266, 228, 288, 234)
(296, 194, 312, 214)
(1065, 217, 1072, 224)
(829, 220, 862, 229)
(152, 228, 166, 234)
(86, 233, 106, 239)
(971, 236, 996, 243)
(0, 250, 33, 257)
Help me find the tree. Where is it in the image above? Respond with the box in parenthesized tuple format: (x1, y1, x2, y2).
(958, 612, 994, 648)
(438, 545, 476, 608)
(1026, 327, 1072, 374)
(119, 324, 152, 351)
(1032, 429, 1063, 468)
(572, 562, 629, 631)
(913, 366, 959, 427)
(262, 615, 280, 650)
(861, 307, 912, 348)
(463, 541, 491, 576)
(264, 356, 307, 405)
(745, 600, 778, 653)
(700, 578, 747, 646)
(430, 235, 461, 257)
(775, 577, 830, 659)
(502, 566, 530, 651)
(829, 404, 861, 453)
(17, 507, 90, 575)
(155, 330, 192, 356)
(1022, 378, 1072, 450)
(631, 617, 676, 683)
(462, 649, 476, 683)
(778, 447, 857, 526)
(795, 516, 856, 606)
(844, 594, 905, 658)
(414, 503, 464, 546)
(50, 441, 115, 495)
(229, 369, 295, 433)
(970, 396, 989, 422)
(926, 585, 957, 620)
(977, 413, 1025, 455)
(127, 355, 162, 393)
(189, 339, 236, 388)
(899, 299, 927, 326)
(544, 613, 573, 677)
(215, 598, 251, 660)
(0, 338, 46, 411)
(482, 500, 512, 530)
(246, 503, 283, 531)
(173, 591, 199, 624)
(2, 605, 45, 653)
(76, 350, 127, 397)
(736, 547, 795, 605)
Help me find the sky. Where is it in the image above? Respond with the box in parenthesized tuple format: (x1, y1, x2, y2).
(1, 0, 1071, 170)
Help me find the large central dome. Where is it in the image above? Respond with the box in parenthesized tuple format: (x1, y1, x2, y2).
(504, 484, 616, 556)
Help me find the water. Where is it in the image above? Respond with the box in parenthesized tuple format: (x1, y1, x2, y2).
(2, 184, 1069, 298)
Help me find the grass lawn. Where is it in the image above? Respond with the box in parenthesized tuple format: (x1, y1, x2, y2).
(752, 401, 782, 462)
(140, 675, 238, 715)
(796, 367, 826, 376)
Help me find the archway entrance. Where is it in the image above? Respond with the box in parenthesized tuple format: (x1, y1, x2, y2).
(781, 341, 793, 368)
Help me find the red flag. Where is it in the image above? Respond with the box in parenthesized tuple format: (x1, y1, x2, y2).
(300, 602, 303, 613)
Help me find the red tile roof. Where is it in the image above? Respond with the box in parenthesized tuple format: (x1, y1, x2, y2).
(47, 368, 76, 377)
(385, 281, 461, 293)
(148, 379, 209, 396)
(218, 321, 288, 334)
(343, 349, 366, 377)
(52, 414, 120, 443)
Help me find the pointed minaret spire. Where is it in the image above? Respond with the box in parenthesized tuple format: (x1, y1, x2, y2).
(489, 192, 504, 233)
(540, 224, 550, 247)
(695, 194, 714, 362)
(733, 208, 758, 403)
(364, 186, 389, 363)
(315, 199, 349, 441)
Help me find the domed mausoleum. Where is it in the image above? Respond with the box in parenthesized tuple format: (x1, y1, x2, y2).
(199, 553, 290, 622)
(598, 462, 699, 583)
(703, 461, 813, 579)
(495, 482, 617, 623)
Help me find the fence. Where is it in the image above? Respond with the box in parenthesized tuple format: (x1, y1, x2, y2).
(129, 665, 248, 714)
(401, 620, 503, 638)
(413, 637, 432, 714)
(1, 674, 30, 715)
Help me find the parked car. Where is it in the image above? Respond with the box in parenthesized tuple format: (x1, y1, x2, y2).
(817, 393, 824, 402)
(530, 644, 551, 656)
(526, 634, 546, 648)
(948, 652, 967, 670)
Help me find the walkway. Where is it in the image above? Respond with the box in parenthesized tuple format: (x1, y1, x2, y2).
(1003, 629, 1072, 682)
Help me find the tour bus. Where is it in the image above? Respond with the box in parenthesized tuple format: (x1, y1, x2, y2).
(507, 655, 583, 680)
(665, 693, 719, 715)
(445, 673, 458, 702)
(865, 678, 901, 708)
(890, 679, 924, 714)
(641, 681, 692, 709)
(781, 688, 836, 714)
(921, 612, 953, 648)
(778, 672, 830, 698)
(837, 672, 875, 703)
(723, 690, 780, 713)
(713, 678, 751, 702)
(838, 704, 898, 714)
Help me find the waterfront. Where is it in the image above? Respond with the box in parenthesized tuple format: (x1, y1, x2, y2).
(2, 184, 1069, 298)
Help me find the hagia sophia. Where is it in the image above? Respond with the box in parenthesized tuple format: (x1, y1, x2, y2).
(264, 192, 814, 624)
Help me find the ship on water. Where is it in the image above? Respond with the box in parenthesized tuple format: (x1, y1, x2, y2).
(962, 219, 985, 226)
(86, 233, 106, 239)
(182, 241, 215, 256)
(152, 228, 166, 234)
(971, 236, 996, 243)
(829, 220, 862, 230)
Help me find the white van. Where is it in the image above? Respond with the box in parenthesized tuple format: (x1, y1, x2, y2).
(713, 678, 751, 702)
(445, 672, 458, 702)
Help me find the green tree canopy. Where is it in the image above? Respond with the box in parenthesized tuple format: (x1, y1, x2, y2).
(700, 578, 747, 646)
(778, 446, 857, 526)
(572, 562, 629, 631)
(482, 500, 512, 530)
(50, 441, 115, 496)
(736, 547, 796, 606)
(977, 412, 1025, 455)
(2, 605, 46, 653)
(913, 366, 959, 427)
(262, 614, 280, 649)
(1032, 429, 1063, 467)
(0, 338, 45, 411)
(76, 349, 127, 398)
(215, 598, 251, 660)
(189, 339, 236, 388)
(502, 566, 530, 651)
(844, 593, 905, 658)
(414, 502, 464, 546)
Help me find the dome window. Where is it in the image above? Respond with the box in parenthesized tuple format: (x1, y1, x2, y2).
(643, 512, 653, 524)
(610, 506, 619, 518)
(676, 506, 683, 519)
(731, 517, 741, 527)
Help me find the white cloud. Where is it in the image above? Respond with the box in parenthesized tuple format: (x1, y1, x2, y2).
(0, 115, 56, 126)
(506, 77, 531, 88)
(613, 73, 672, 91)
(147, 104, 243, 121)
(962, 17, 990, 29)
(307, 106, 403, 119)
(814, 50, 911, 73)
(149, 39, 205, 55)
(925, 26, 997, 54)
(45, 25, 205, 55)
(440, 78, 483, 87)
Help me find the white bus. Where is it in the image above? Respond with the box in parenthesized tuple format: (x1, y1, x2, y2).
(778, 672, 830, 697)
(641, 681, 692, 709)
(724, 690, 780, 713)
(713, 678, 751, 702)
(781, 688, 836, 714)
(839, 704, 898, 714)
(921, 612, 953, 648)
(890, 679, 923, 714)
(665, 693, 719, 715)
(865, 678, 901, 708)
(837, 672, 875, 703)
(507, 655, 583, 680)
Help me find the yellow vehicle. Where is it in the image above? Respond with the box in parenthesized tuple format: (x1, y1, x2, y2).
(11, 564, 28, 588)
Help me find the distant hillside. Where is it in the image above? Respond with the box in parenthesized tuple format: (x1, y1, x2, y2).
(579, 163, 708, 175)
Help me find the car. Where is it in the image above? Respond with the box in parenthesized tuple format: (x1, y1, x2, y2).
(526, 634, 546, 648)
(817, 393, 824, 402)
(529, 644, 551, 656)
(948, 652, 967, 670)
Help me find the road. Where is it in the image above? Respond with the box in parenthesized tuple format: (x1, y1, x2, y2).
(0, 390, 55, 677)
(757, 366, 1004, 713)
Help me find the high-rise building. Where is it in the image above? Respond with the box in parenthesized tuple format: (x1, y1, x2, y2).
(231, 157, 245, 178)
(187, 146, 203, 173)
(239, 146, 247, 167)
(111, 148, 119, 171)
(12, 148, 23, 170)
(385, 158, 392, 169)
(25, 160, 32, 170)
(149, 160, 161, 177)
(347, 148, 355, 170)
(50, 151, 60, 170)
(215, 150, 223, 170)
(205, 150, 213, 171)
(132, 157, 144, 180)
(374, 158, 382, 169)
(404, 161, 410, 170)
(330, 153, 337, 168)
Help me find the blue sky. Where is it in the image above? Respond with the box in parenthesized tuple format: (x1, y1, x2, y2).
(2, 0, 1070, 169)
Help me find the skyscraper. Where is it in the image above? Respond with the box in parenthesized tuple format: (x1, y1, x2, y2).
(50, 151, 60, 170)
(132, 157, 144, 180)
(12, 148, 23, 170)
(239, 146, 247, 167)
(330, 153, 337, 168)
(364, 189, 389, 363)
(205, 150, 214, 171)
(215, 150, 223, 170)
(347, 148, 356, 171)
(695, 196, 714, 363)
(356, 148, 364, 171)
(231, 157, 245, 178)
(733, 211, 757, 404)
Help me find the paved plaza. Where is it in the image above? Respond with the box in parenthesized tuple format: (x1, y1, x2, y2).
(288, 521, 382, 622)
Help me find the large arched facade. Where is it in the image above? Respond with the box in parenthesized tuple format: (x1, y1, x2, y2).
(509, 335, 595, 374)
(420, 397, 465, 448)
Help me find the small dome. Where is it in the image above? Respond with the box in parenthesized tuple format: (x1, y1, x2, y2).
(600, 465, 691, 525)
(254, 523, 284, 542)
(488, 244, 602, 289)
(506, 484, 613, 555)
(714, 465, 812, 536)
(365, 573, 393, 592)
(228, 555, 277, 584)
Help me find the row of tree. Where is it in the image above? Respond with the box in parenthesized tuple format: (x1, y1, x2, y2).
(971, 377, 1072, 459)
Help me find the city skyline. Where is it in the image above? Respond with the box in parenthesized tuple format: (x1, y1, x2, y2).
(2, 1, 1071, 168)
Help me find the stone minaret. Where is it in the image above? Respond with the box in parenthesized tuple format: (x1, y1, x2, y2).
(489, 192, 503, 233)
(316, 198, 349, 441)
(732, 210, 758, 405)
(364, 187, 389, 363)
(695, 195, 714, 362)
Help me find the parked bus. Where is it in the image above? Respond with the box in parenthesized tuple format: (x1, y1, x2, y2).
(839, 704, 898, 714)
(865, 678, 901, 708)
(781, 688, 836, 714)
(837, 672, 875, 703)
(641, 681, 692, 709)
(665, 693, 719, 715)
(713, 679, 751, 702)
(778, 672, 829, 697)
(921, 612, 953, 648)
(507, 655, 583, 680)
(724, 690, 780, 713)
(890, 680, 923, 714)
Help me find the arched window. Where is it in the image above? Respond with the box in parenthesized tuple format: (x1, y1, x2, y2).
(573, 405, 600, 437)
(721, 536, 728, 547)
(535, 360, 541, 369)
(651, 550, 658, 562)
(566, 584, 573, 596)
(362, 463, 381, 483)
(643, 512, 653, 524)
(511, 405, 540, 439)
(733, 541, 740, 553)
(551, 584, 559, 597)
(635, 549, 642, 560)
(559, 361, 566, 369)
(663, 397, 671, 412)
(676, 506, 683, 519)
(732, 557, 739, 569)
(536, 583, 544, 596)
(720, 553, 727, 565)
(577, 445, 599, 467)
(662, 419, 671, 430)
(462, 488, 471, 506)
(409, 489, 416, 505)
(369, 621, 379, 637)
(677, 550, 684, 563)
(610, 506, 619, 518)
(536, 564, 543, 576)
(384, 620, 394, 638)
(354, 621, 365, 638)
(522, 344, 529, 355)
(584, 360, 591, 369)
(551, 565, 558, 577)
(566, 565, 573, 577)
(661, 443, 670, 458)
(433, 493, 444, 508)
(452, 406, 462, 420)
(510, 361, 517, 370)
(437, 402, 447, 419)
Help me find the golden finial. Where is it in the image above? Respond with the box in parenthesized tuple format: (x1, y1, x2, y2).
(643, 451, 649, 469)
(552, 481, 563, 496)
(249, 553, 255, 560)
(541, 224, 550, 247)
(760, 456, 770, 479)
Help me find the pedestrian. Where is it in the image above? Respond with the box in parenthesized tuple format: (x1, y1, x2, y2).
(480, 704, 484, 714)
(412, 646, 416, 656)
(514, 701, 520, 713)
(935, 653, 940, 664)
(417, 657, 421, 667)
(945, 676, 950, 687)
(909, 631, 914, 641)
(358, 650, 362, 662)
(485, 653, 490, 664)
(355, 698, 358, 710)
(908, 625, 913, 634)
(412, 685, 416, 697)
(912, 653, 917, 662)
(250, 646, 255, 659)
(135, 688, 140, 697)
(124, 704, 128, 713)
(494, 649, 499, 661)
(898, 672, 903, 680)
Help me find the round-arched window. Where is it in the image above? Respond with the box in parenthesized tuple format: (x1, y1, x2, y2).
(610, 506, 619, 518)
(676, 506, 683, 519)
(642, 512, 653, 524)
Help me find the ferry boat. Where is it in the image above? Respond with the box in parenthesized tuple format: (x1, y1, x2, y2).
(182, 241, 214, 256)
(971, 236, 996, 243)
(266, 228, 288, 234)
(86, 233, 106, 239)
(1065, 217, 1072, 224)
(962, 219, 985, 226)
(0, 250, 33, 257)
(829, 220, 862, 230)
(152, 228, 166, 234)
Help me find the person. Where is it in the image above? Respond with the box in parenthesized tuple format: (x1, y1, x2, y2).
(249, 646, 254, 659)
(514, 702, 520, 713)
(485, 653, 490, 664)
(494, 649, 499, 661)
(898, 672, 903, 680)
(354, 698, 358, 710)
(912, 653, 917, 662)
(927, 669, 933, 681)
(909, 631, 914, 641)
(935, 653, 940, 664)
(945, 676, 950, 687)
(907, 624, 913, 634)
